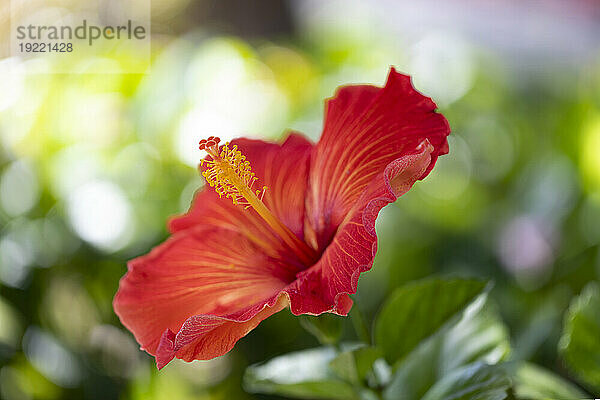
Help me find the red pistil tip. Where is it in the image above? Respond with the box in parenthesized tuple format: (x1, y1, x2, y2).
(199, 136, 221, 151)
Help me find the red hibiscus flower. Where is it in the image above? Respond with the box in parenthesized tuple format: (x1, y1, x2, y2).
(113, 68, 450, 369)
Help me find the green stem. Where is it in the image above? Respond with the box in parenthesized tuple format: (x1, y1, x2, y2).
(350, 301, 371, 345)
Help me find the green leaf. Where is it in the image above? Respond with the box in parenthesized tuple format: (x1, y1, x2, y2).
(384, 296, 511, 400)
(559, 281, 600, 391)
(421, 363, 511, 400)
(329, 346, 382, 384)
(383, 339, 441, 400)
(513, 362, 587, 400)
(374, 277, 488, 365)
(243, 347, 357, 400)
(440, 297, 511, 374)
(300, 313, 344, 345)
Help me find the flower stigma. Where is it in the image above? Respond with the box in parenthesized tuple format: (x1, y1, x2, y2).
(199, 137, 317, 264)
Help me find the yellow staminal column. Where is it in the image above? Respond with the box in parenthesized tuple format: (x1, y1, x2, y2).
(199, 137, 316, 265)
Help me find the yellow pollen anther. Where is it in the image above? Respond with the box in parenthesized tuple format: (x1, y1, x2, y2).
(199, 137, 316, 264)
(200, 140, 266, 207)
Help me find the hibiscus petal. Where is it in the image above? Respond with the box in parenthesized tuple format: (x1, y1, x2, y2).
(306, 68, 450, 248)
(113, 225, 295, 368)
(156, 294, 288, 368)
(170, 134, 312, 246)
(289, 141, 435, 315)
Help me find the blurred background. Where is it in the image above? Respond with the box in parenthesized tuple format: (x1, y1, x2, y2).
(1, 0, 600, 398)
